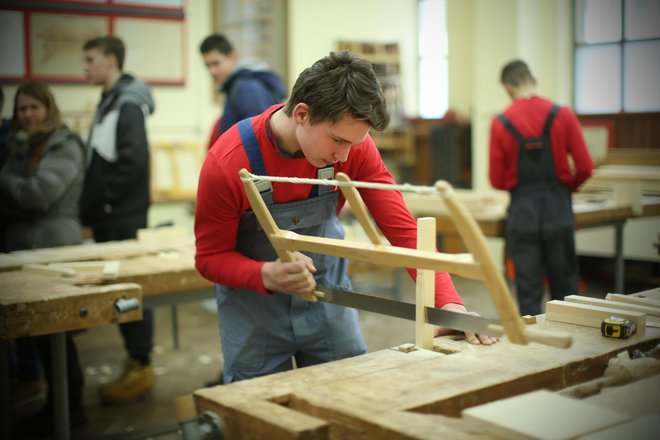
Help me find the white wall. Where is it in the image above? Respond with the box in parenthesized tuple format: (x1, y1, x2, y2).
(287, 0, 418, 116)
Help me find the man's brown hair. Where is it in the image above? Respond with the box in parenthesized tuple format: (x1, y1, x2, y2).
(84, 36, 126, 70)
(500, 59, 535, 87)
(284, 50, 389, 131)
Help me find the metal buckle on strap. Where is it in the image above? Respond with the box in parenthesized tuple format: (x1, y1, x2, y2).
(318, 167, 334, 181)
(254, 179, 272, 193)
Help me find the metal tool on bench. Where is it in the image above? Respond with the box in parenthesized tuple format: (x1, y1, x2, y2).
(316, 286, 570, 347)
(601, 316, 636, 339)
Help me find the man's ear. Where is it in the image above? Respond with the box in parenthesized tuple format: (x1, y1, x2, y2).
(503, 83, 516, 99)
(292, 103, 309, 125)
(107, 53, 119, 71)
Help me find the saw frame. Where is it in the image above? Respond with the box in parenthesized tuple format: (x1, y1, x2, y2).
(238, 168, 572, 349)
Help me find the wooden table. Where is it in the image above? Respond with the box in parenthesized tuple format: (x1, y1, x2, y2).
(0, 237, 215, 326)
(403, 190, 660, 294)
(0, 272, 143, 440)
(0, 236, 214, 439)
(193, 289, 660, 439)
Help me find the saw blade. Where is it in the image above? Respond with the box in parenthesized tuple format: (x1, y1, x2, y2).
(316, 286, 502, 335)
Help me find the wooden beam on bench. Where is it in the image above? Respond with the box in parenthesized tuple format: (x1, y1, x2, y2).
(546, 300, 646, 336)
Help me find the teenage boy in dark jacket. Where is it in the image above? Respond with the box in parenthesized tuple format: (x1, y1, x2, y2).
(79, 35, 156, 404)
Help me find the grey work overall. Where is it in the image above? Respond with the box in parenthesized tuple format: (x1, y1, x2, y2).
(215, 118, 366, 383)
(498, 105, 578, 316)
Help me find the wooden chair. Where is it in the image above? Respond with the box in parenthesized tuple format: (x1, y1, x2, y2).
(239, 169, 571, 349)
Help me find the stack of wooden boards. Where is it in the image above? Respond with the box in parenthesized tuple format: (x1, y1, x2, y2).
(545, 290, 660, 338)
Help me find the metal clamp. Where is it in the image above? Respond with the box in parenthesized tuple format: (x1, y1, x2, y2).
(180, 411, 223, 440)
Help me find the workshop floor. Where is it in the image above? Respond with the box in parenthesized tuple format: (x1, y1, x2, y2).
(9, 268, 632, 439)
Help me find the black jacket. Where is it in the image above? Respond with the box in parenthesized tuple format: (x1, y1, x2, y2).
(79, 74, 155, 226)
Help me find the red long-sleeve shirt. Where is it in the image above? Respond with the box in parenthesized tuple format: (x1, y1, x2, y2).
(489, 96, 593, 192)
(195, 105, 462, 308)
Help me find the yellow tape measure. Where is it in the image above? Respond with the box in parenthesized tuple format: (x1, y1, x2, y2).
(601, 316, 636, 339)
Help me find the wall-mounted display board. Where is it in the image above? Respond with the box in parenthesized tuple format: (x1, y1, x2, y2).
(0, 0, 186, 85)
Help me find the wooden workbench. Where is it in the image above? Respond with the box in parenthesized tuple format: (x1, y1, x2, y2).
(0, 235, 213, 440)
(0, 271, 144, 440)
(0, 237, 213, 301)
(194, 307, 659, 439)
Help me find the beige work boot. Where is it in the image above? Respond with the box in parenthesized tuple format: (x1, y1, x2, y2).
(99, 359, 154, 405)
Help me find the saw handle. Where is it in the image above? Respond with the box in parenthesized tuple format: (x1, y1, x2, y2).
(487, 324, 573, 349)
(275, 253, 325, 302)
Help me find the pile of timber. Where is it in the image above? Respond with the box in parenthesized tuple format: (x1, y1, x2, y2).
(545, 289, 660, 336)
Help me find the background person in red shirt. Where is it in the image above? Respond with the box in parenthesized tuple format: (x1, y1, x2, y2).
(489, 59, 594, 317)
(195, 51, 497, 384)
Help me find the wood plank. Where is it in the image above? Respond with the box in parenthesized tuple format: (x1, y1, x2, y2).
(566, 295, 660, 316)
(606, 293, 660, 308)
(213, 398, 329, 440)
(629, 287, 660, 301)
(545, 300, 647, 336)
(416, 217, 435, 350)
(462, 389, 631, 440)
(22, 263, 76, 277)
(564, 295, 660, 327)
(0, 236, 195, 272)
(1, 247, 212, 302)
(271, 231, 484, 280)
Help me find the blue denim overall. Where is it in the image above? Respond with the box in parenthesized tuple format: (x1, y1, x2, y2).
(499, 105, 578, 316)
(215, 118, 366, 383)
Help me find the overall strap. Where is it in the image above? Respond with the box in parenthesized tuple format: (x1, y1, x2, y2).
(542, 104, 561, 137)
(238, 118, 273, 204)
(496, 113, 525, 143)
